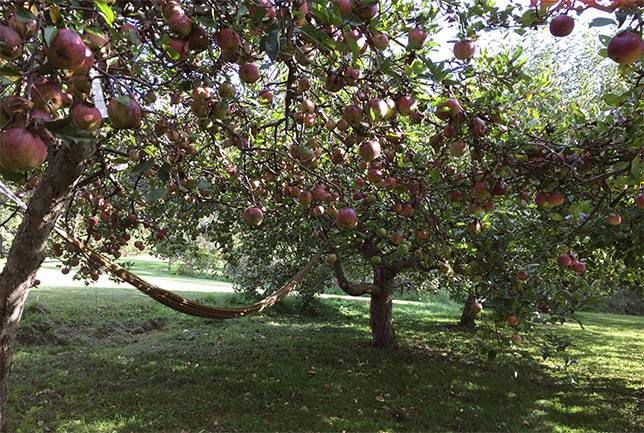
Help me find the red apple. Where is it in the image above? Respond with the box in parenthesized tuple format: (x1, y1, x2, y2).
(359, 140, 381, 161)
(243, 207, 264, 227)
(506, 315, 519, 327)
(216, 28, 240, 50)
(0, 128, 47, 172)
(46, 28, 87, 70)
(557, 254, 572, 267)
(71, 104, 102, 130)
(0, 24, 23, 59)
(407, 26, 427, 50)
(549, 15, 574, 37)
(336, 207, 357, 230)
(607, 31, 643, 65)
(239, 63, 260, 83)
(107, 96, 142, 129)
(454, 40, 476, 60)
(607, 213, 622, 226)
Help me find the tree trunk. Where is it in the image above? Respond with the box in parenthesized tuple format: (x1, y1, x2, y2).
(370, 290, 396, 348)
(459, 293, 477, 328)
(0, 142, 93, 432)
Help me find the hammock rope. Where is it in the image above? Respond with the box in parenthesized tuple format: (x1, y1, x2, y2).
(0, 180, 321, 319)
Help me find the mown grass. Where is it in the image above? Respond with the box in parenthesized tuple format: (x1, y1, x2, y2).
(6, 279, 643, 433)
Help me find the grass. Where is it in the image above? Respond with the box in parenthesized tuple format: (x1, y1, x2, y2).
(5, 272, 643, 433)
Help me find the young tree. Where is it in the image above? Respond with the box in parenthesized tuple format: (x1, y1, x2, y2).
(0, 0, 641, 428)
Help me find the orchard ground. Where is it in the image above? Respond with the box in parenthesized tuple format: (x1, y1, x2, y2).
(5, 257, 643, 433)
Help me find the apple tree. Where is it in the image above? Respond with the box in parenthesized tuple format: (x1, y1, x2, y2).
(0, 0, 642, 429)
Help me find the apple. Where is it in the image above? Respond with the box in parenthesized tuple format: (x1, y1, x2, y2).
(46, 28, 87, 70)
(389, 232, 403, 245)
(547, 192, 565, 206)
(635, 194, 644, 209)
(470, 302, 483, 314)
(453, 40, 476, 60)
(0, 25, 23, 60)
(470, 117, 486, 137)
(216, 28, 240, 50)
(557, 254, 572, 267)
(71, 104, 102, 131)
(342, 104, 362, 125)
(243, 207, 264, 227)
(607, 31, 643, 65)
(572, 261, 587, 273)
(516, 271, 529, 282)
(107, 96, 142, 129)
(0, 128, 47, 172)
(549, 15, 574, 37)
(396, 96, 417, 115)
(506, 315, 519, 327)
(359, 140, 381, 161)
(607, 213, 622, 226)
(336, 207, 357, 229)
(239, 63, 260, 83)
(168, 13, 192, 38)
(332, 0, 353, 15)
(436, 98, 462, 121)
(372, 32, 389, 50)
(510, 334, 523, 345)
(407, 26, 427, 50)
(449, 140, 467, 157)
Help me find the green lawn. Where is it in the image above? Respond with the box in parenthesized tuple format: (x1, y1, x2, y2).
(6, 277, 643, 432)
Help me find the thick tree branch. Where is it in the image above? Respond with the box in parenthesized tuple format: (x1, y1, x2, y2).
(332, 255, 378, 296)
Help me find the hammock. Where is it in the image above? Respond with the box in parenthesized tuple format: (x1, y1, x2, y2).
(0, 180, 320, 319)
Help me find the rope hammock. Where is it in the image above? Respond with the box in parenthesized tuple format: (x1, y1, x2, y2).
(0, 180, 321, 319)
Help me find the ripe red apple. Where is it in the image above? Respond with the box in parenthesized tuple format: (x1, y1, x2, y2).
(359, 140, 381, 161)
(470, 302, 483, 314)
(449, 140, 467, 157)
(342, 104, 362, 125)
(516, 271, 529, 282)
(607, 213, 622, 226)
(491, 181, 508, 196)
(572, 261, 587, 273)
(0, 24, 23, 59)
(332, 0, 353, 15)
(635, 194, 644, 209)
(167, 38, 188, 60)
(259, 89, 273, 104)
(547, 192, 565, 206)
(188, 26, 209, 52)
(72, 104, 102, 131)
(549, 15, 574, 37)
(298, 191, 313, 206)
(354, 0, 378, 21)
(71, 46, 94, 76)
(607, 31, 643, 65)
(506, 315, 519, 327)
(243, 207, 264, 227)
(325, 72, 345, 92)
(470, 117, 486, 137)
(168, 13, 192, 37)
(396, 96, 417, 115)
(453, 40, 476, 60)
(436, 98, 462, 121)
(30, 79, 65, 113)
(336, 207, 357, 230)
(134, 240, 145, 250)
(366, 97, 391, 121)
(372, 32, 389, 50)
(239, 63, 260, 83)
(535, 192, 548, 207)
(0, 128, 47, 172)
(510, 334, 523, 345)
(407, 26, 427, 50)
(557, 254, 572, 267)
(47, 28, 87, 70)
(107, 96, 142, 129)
(8, 14, 37, 39)
(216, 28, 240, 50)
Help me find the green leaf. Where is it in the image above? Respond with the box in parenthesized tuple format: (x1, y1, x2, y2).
(15, 7, 36, 22)
(94, 0, 115, 28)
(147, 187, 167, 203)
(262, 27, 281, 61)
(130, 160, 155, 176)
(589, 17, 616, 28)
(44, 26, 58, 46)
(0, 65, 21, 82)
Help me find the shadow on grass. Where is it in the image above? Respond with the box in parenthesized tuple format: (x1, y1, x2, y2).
(7, 291, 643, 433)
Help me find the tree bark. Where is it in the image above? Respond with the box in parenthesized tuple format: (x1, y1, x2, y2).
(369, 289, 396, 348)
(0, 141, 93, 432)
(459, 293, 477, 328)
